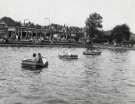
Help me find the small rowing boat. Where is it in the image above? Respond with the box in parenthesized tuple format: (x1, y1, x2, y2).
(21, 57, 48, 68)
(83, 49, 101, 55)
(59, 54, 78, 59)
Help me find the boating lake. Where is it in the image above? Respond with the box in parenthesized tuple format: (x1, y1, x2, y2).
(0, 47, 135, 104)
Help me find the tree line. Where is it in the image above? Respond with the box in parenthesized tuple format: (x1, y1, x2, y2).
(85, 12, 132, 44)
(0, 14, 133, 44)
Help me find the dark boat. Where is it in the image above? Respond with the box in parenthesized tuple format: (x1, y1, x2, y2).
(21, 57, 48, 68)
(83, 50, 101, 55)
(59, 54, 78, 59)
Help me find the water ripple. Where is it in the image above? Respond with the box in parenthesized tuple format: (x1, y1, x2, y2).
(0, 47, 134, 104)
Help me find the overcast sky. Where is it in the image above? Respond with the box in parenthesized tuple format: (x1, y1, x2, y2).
(0, 0, 134, 32)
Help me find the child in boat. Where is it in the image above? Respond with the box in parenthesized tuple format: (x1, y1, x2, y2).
(37, 53, 43, 64)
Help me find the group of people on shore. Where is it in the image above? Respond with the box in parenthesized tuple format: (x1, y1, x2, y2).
(32, 53, 43, 63)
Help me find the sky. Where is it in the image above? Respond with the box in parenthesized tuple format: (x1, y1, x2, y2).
(0, 0, 135, 33)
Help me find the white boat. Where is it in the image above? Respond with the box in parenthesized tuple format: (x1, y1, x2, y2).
(83, 49, 101, 55)
(59, 49, 78, 60)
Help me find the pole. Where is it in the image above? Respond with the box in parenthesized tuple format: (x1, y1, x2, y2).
(44, 17, 51, 40)
(24, 19, 29, 27)
(44, 17, 50, 26)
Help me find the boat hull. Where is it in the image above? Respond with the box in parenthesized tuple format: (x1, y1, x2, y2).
(21, 59, 48, 69)
(59, 55, 78, 59)
(83, 51, 101, 55)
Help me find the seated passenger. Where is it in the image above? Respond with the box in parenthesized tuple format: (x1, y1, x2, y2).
(32, 53, 37, 61)
(37, 53, 43, 64)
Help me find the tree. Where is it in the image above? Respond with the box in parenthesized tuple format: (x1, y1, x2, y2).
(111, 24, 130, 43)
(35, 24, 42, 29)
(0, 16, 21, 26)
(85, 12, 103, 39)
(26, 21, 35, 28)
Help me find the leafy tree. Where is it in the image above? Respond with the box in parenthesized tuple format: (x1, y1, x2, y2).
(85, 12, 103, 38)
(0, 16, 21, 26)
(26, 21, 36, 28)
(35, 24, 42, 29)
(111, 24, 130, 43)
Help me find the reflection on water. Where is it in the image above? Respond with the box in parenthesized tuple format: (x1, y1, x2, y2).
(0, 47, 135, 104)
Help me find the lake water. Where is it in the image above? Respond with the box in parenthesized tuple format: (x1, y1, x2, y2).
(0, 47, 135, 104)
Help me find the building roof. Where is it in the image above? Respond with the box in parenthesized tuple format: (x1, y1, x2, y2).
(0, 21, 7, 25)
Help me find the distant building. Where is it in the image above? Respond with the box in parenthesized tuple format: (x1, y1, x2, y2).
(0, 21, 8, 39)
(130, 33, 135, 41)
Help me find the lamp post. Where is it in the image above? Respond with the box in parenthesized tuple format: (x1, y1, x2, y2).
(23, 19, 29, 40)
(44, 17, 52, 41)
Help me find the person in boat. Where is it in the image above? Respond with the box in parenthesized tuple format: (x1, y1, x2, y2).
(37, 53, 43, 64)
(32, 53, 37, 61)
